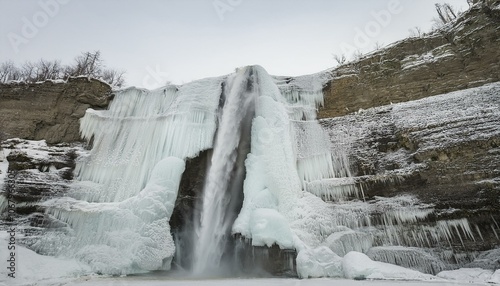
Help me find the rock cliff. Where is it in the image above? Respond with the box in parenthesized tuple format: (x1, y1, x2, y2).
(321, 82, 500, 271)
(319, 0, 500, 118)
(0, 77, 111, 144)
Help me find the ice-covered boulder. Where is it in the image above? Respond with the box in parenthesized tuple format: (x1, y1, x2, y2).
(249, 208, 294, 249)
(296, 246, 343, 278)
(342, 251, 433, 280)
(323, 227, 372, 257)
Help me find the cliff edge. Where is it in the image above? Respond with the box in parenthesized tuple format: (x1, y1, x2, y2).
(0, 77, 111, 144)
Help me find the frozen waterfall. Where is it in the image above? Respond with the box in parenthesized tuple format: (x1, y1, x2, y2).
(31, 65, 481, 279)
(191, 67, 258, 274)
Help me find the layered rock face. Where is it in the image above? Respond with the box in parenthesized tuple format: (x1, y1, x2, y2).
(319, 0, 500, 118)
(0, 78, 111, 144)
(321, 82, 500, 270)
(0, 139, 84, 235)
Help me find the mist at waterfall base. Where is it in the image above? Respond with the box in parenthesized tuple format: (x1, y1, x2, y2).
(8, 65, 499, 284)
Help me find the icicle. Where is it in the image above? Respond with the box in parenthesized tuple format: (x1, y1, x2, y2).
(278, 87, 324, 108)
(305, 178, 358, 201)
(323, 227, 373, 256)
(75, 78, 223, 202)
(40, 157, 185, 275)
(366, 246, 447, 274)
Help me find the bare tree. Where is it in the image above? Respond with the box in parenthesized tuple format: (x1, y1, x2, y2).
(333, 53, 347, 66)
(21, 61, 37, 82)
(374, 41, 384, 50)
(353, 50, 364, 61)
(101, 68, 125, 87)
(409, 26, 423, 38)
(434, 3, 459, 27)
(0, 51, 126, 87)
(66, 50, 103, 78)
(33, 59, 63, 81)
(466, 0, 474, 6)
(0, 61, 20, 82)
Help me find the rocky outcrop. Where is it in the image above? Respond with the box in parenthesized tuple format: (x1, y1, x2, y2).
(321, 82, 500, 268)
(0, 139, 84, 229)
(0, 78, 111, 144)
(319, 0, 500, 118)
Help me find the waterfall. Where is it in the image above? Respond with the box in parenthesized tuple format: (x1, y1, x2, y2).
(34, 65, 355, 276)
(192, 66, 258, 274)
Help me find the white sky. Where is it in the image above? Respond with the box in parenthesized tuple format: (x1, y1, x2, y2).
(0, 0, 469, 88)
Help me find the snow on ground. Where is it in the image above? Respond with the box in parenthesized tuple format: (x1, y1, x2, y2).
(437, 268, 498, 284)
(64, 277, 493, 286)
(0, 232, 91, 286)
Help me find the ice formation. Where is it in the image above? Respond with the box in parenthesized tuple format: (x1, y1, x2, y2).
(37, 65, 346, 275)
(296, 246, 343, 278)
(42, 157, 185, 274)
(24, 65, 492, 280)
(76, 79, 222, 202)
(366, 246, 447, 274)
(341, 251, 434, 280)
(35, 77, 226, 274)
(192, 67, 258, 274)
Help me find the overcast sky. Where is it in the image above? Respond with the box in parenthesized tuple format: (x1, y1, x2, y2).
(1, 0, 468, 88)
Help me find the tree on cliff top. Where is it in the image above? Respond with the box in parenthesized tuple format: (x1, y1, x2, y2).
(0, 51, 125, 87)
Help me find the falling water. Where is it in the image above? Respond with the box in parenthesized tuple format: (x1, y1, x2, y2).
(191, 66, 259, 274)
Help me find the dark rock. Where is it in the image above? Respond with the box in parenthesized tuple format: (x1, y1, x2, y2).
(319, 1, 500, 119)
(0, 78, 111, 144)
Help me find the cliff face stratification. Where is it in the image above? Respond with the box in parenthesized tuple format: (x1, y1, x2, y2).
(0, 78, 111, 144)
(322, 83, 500, 255)
(319, 1, 500, 118)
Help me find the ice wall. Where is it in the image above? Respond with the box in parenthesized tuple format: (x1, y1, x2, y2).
(232, 67, 351, 252)
(76, 79, 222, 202)
(37, 77, 225, 274)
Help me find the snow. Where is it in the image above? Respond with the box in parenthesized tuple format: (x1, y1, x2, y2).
(491, 270, 500, 284)
(437, 268, 495, 284)
(63, 277, 499, 286)
(249, 208, 294, 249)
(0, 232, 91, 286)
(401, 44, 455, 71)
(296, 246, 343, 278)
(342, 252, 435, 281)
